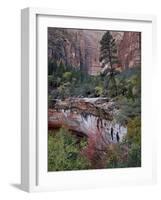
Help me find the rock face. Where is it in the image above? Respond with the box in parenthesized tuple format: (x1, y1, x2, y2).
(117, 32, 141, 70)
(48, 28, 104, 75)
(48, 98, 127, 143)
(48, 28, 141, 75)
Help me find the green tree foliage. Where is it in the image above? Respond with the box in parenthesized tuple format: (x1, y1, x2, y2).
(48, 60, 105, 99)
(127, 117, 141, 146)
(48, 29, 141, 170)
(94, 86, 103, 97)
(116, 68, 141, 99)
(48, 60, 58, 75)
(103, 117, 141, 168)
(126, 117, 141, 167)
(99, 31, 118, 97)
(114, 68, 141, 125)
(62, 71, 72, 82)
(57, 61, 65, 76)
(99, 31, 118, 67)
(48, 128, 90, 171)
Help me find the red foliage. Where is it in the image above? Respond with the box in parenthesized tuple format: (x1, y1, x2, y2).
(83, 133, 96, 160)
(82, 129, 109, 169)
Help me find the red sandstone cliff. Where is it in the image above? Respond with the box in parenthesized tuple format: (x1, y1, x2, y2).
(48, 28, 141, 75)
(117, 32, 141, 70)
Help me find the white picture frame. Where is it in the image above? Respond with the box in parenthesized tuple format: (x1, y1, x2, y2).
(21, 7, 157, 192)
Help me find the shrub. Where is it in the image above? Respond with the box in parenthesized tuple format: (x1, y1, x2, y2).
(94, 86, 103, 97)
(62, 71, 72, 82)
(82, 130, 111, 169)
(126, 116, 141, 167)
(48, 128, 90, 171)
(127, 117, 141, 145)
(127, 143, 141, 167)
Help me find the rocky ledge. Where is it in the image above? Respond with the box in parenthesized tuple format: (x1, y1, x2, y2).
(48, 98, 127, 143)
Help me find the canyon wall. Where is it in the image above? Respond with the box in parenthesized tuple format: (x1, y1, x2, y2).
(48, 28, 141, 75)
(117, 32, 141, 70)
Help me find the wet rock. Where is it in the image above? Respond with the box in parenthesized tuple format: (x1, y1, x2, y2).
(48, 97, 127, 143)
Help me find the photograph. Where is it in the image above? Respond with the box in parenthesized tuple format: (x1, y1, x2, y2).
(47, 27, 141, 171)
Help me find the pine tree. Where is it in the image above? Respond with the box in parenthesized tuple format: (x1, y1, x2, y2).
(58, 60, 65, 76)
(99, 31, 118, 97)
(48, 60, 58, 75)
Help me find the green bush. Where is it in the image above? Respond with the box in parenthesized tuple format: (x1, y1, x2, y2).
(62, 71, 72, 82)
(104, 116, 141, 168)
(127, 143, 141, 167)
(127, 117, 141, 145)
(94, 86, 103, 97)
(126, 117, 141, 167)
(48, 128, 90, 171)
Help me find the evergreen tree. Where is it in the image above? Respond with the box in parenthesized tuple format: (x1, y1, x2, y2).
(48, 60, 58, 75)
(99, 31, 118, 97)
(58, 60, 65, 76)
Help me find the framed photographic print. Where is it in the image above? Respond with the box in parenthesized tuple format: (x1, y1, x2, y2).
(21, 7, 156, 192)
